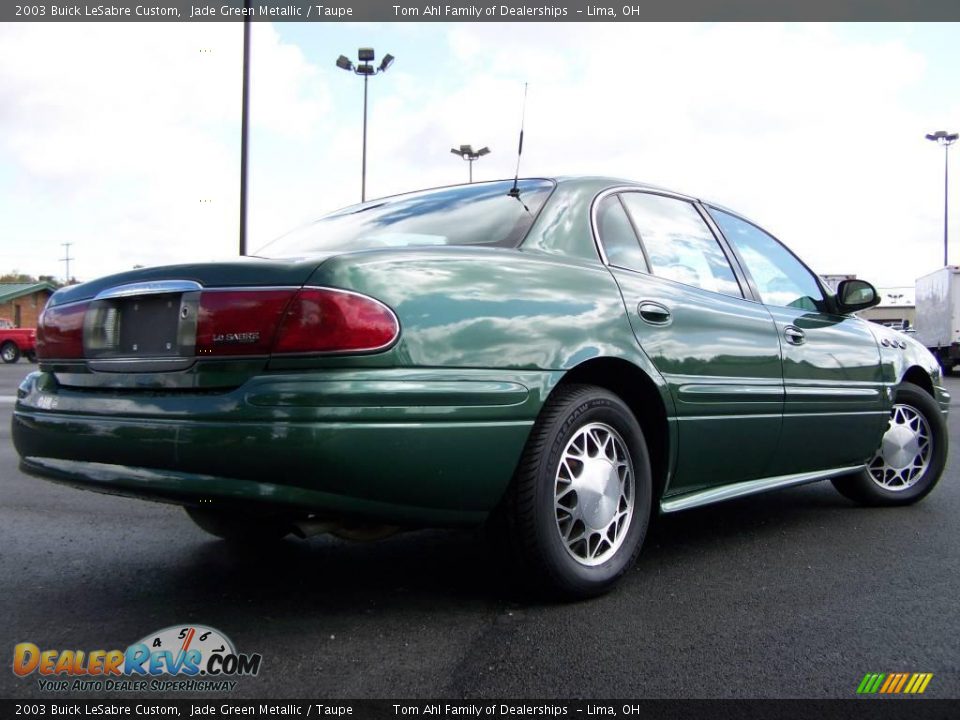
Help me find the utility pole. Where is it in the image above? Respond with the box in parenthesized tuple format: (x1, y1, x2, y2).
(60, 242, 74, 284)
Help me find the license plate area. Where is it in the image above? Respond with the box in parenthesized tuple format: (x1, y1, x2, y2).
(84, 291, 200, 369)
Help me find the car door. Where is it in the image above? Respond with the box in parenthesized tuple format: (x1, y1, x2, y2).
(594, 189, 784, 496)
(706, 206, 889, 475)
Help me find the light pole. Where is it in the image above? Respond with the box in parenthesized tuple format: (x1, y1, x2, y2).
(336, 48, 394, 202)
(450, 144, 490, 183)
(239, 0, 252, 255)
(926, 130, 959, 267)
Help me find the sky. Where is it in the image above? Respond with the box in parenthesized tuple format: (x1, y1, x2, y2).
(0, 21, 958, 289)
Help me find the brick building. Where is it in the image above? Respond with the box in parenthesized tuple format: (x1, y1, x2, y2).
(0, 282, 58, 328)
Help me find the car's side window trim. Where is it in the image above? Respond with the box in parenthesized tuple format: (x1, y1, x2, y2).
(614, 193, 653, 274)
(590, 187, 630, 267)
(705, 203, 832, 313)
(695, 202, 760, 303)
(592, 192, 652, 274)
(591, 186, 698, 267)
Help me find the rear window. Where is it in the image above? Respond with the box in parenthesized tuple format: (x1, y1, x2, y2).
(256, 179, 555, 258)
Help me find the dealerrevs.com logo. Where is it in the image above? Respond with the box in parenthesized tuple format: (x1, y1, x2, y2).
(13, 625, 262, 692)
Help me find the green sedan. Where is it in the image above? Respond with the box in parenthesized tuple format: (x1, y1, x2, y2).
(11, 177, 950, 597)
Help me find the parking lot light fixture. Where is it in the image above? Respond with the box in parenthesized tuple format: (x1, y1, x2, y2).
(926, 130, 959, 267)
(336, 47, 395, 202)
(450, 144, 491, 183)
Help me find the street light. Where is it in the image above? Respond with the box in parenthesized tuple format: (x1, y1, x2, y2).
(239, 0, 252, 255)
(926, 130, 959, 267)
(450, 144, 490, 183)
(336, 48, 395, 202)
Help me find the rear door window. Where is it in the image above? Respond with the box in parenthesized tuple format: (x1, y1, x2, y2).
(620, 193, 743, 298)
(595, 194, 648, 273)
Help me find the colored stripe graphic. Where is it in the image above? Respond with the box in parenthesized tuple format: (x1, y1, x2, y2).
(908, 673, 933, 694)
(857, 673, 932, 694)
(857, 673, 885, 694)
(893, 674, 909, 693)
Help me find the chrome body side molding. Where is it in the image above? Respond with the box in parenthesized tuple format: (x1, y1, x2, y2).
(660, 465, 865, 514)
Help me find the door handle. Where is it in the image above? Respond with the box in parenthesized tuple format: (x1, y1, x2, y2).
(784, 326, 806, 345)
(638, 301, 672, 326)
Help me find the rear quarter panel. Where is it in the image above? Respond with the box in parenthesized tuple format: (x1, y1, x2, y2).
(282, 247, 659, 379)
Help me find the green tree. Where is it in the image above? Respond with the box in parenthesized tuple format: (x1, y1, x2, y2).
(0, 271, 37, 283)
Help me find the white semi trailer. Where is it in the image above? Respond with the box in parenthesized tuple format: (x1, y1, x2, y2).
(915, 266, 960, 372)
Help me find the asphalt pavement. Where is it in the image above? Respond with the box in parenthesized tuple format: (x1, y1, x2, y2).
(1, 360, 958, 699)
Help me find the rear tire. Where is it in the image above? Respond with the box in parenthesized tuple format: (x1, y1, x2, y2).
(1, 342, 20, 364)
(501, 384, 652, 598)
(25, 351, 37, 363)
(185, 507, 292, 543)
(832, 382, 947, 506)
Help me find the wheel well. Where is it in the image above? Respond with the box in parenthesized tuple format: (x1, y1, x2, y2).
(556, 357, 670, 501)
(902, 365, 934, 397)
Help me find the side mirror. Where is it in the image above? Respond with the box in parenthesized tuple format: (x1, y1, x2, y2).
(836, 279, 880, 314)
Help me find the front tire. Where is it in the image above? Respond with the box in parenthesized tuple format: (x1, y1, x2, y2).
(832, 382, 947, 506)
(185, 507, 292, 543)
(503, 384, 652, 598)
(1, 342, 20, 364)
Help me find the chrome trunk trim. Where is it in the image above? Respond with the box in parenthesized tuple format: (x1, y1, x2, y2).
(94, 280, 202, 300)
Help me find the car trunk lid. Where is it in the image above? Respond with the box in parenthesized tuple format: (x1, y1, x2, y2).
(40, 256, 331, 390)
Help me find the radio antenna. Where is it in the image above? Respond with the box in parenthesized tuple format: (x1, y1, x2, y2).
(507, 82, 528, 199)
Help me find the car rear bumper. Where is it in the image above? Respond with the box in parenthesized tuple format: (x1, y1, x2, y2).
(12, 369, 555, 525)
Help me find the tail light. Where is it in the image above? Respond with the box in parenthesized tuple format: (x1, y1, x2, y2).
(196, 290, 295, 356)
(36, 287, 399, 361)
(197, 287, 398, 357)
(273, 288, 399, 354)
(36, 302, 89, 359)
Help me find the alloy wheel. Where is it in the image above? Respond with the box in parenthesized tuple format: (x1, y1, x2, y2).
(554, 422, 635, 566)
(867, 404, 932, 491)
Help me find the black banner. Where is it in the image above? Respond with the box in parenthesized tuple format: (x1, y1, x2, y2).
(4, 0, 960, 22)
(2, 700, 960, 720)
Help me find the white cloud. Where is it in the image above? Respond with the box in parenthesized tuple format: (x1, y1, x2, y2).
(0, 22, 955, 289)
(0, 21, 328, 277)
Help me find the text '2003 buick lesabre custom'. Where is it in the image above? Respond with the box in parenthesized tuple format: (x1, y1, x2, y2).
(12, 177, 950, 597)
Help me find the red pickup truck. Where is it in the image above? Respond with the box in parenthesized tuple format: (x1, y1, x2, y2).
(0, 318, 37, 363)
